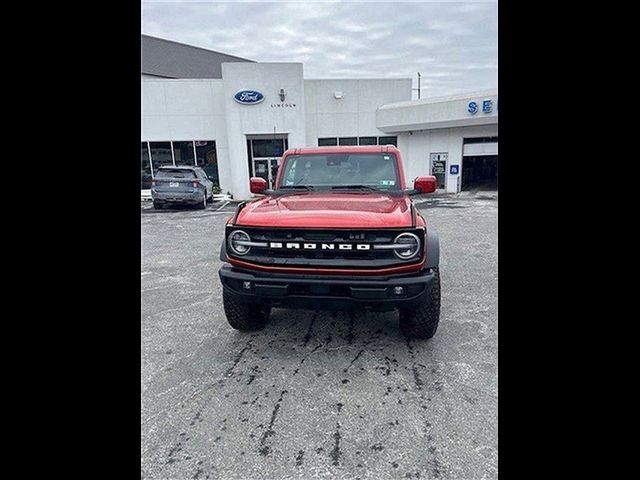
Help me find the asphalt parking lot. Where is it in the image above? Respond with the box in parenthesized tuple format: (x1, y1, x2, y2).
(141, 191, 498, 480)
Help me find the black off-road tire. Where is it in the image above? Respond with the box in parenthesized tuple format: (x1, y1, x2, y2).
(399, 268, 441, 339)
(223, 289, 271, 331)
(196, 194, 207, 209)
(153, 201, 163, 210)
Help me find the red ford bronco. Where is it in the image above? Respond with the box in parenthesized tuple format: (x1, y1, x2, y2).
(218, 145, 441, 339)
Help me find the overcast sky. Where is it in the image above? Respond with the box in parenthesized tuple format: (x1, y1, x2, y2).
(142, 0, 497, 99)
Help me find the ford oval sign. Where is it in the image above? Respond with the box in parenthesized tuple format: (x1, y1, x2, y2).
(234, 90, 265, 105)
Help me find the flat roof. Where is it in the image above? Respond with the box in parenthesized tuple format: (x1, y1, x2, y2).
(379, 89, 498, 110)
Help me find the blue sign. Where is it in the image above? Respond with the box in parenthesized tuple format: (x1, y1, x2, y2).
(234, 90, 265, 105)
(450, 165, 459, 175)
(468, 97, 498, 115)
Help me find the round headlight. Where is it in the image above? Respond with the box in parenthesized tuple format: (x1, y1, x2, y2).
(393, 232, 420, 260)
(228, 230, 251, 256)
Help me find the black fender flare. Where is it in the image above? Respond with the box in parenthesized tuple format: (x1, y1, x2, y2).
(425, 230, 440, 268)
(219, 240, 228, 262)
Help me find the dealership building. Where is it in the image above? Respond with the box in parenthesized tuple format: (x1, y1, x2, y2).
(141, 35, 498, 199)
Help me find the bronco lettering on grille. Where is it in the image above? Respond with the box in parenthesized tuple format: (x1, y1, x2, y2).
(269, 242, 370, 251)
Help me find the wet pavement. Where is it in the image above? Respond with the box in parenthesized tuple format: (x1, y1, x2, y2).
(141, 192, 498, 479)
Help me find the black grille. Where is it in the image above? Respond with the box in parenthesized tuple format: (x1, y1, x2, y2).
(226, 227, 424, 270)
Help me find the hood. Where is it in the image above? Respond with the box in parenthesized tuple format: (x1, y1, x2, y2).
(235, 192, 414, 228)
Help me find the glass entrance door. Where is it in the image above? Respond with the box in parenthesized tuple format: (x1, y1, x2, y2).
(253, 158, 280, 188)
(248, 137, 288, 189)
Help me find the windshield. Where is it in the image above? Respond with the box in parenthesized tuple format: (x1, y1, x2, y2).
(156, 169, 196, 179)
(278, 153, 400, 190)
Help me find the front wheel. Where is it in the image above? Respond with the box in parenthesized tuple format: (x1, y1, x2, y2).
(223, 289, 271, 331)
(153, 201, 163, 210)
(398, 268, 441, 339)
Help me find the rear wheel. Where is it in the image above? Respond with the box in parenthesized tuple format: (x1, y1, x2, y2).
(196, 193, 206, 209)
(223, 289, 270, 331)
(398, 268, 441, 339)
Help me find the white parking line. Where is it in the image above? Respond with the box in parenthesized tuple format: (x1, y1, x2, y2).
(216, 201, 230, 211)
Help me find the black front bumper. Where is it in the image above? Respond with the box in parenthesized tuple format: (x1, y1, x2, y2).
(218, 265, 436, 311)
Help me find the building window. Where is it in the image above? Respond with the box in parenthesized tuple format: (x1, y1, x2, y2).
(318, 137, 337, 146)
(173, 141, 195, 165)
(378, 136, 398, 147)
(463, 136, 498, 144)
(251, 139, 286, 158)
(338, 137, 357, 146)
(149, 142, 173, 170)
(195, 141, 219, 187)
(358, 137, 377, 145)
(141, 142, 152, 189)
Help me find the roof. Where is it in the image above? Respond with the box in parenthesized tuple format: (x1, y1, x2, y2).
(376, 89, 498, 133)
(141, 35, 254, 79)
(378, 89, 498, 110)
(156, 165, 198, 170)
(285, 146, 401, 156)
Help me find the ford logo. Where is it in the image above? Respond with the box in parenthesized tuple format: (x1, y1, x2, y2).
(234, 90, 265, 105)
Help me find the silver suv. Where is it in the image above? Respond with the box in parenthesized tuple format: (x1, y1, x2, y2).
(151, 166, 214, 209)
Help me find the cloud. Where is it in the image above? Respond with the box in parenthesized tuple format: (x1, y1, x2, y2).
(142, 0, 497, 98)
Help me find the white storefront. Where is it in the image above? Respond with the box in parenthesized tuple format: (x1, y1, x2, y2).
(141, 61, 497, 198)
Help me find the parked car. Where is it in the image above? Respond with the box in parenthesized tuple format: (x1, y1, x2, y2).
(151, 166, 214, 209)
(141, 171, 153, 190)
(218, 145, 441, 339)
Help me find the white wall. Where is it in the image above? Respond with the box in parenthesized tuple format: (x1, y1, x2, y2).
(399, 124, 498, 193)
(463, 142, 498, 156)
(304, 79, 412, 144)
(140, 68, 497, 198)
(140, 78, 233, 194)
(221, 62, 306, 200)
(141, 78, 226, 140)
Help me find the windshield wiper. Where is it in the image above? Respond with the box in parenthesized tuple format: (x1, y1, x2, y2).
(331, 185, 382, 191)
(278, 185, 315, 191)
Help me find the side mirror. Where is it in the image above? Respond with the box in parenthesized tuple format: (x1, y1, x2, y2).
(250, 177, 268, 194)
(413, 175, 437, 194)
